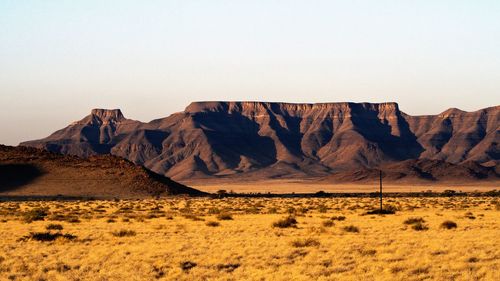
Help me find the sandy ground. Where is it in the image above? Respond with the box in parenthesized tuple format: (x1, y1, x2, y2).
(186, 179, 499, 194)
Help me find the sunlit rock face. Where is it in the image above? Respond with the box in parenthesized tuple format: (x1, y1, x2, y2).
(21, 102, 499, 181)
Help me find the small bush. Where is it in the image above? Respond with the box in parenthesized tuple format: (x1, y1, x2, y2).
(317, 205, 328, 213)
(464, 212, 476, 220)
(183, 214, 204, 221)
(330, 216, 346, 221)
(21, 232, 76, 242)
(404, 217, 425, 225)
(440, 220, 457, 229)
(343, 225, 360, 233)
(216, 213, 233, 220)
(67, 217, 81, 223)
(216, 263, 240, 273)
(467, 257, 479, 263)
(23, 208, 48, 223)
(291, 238, 320, 248)
(411, 222, 429, 231)
(111, 229, 136, 237)
(180, 261, 197, 272)
(45, 224, 63, 231)
(206, 221, 220, 227)
(366, 208, 396, 215)
(322, 220, 335, 227)
(272, 216, 298, 228)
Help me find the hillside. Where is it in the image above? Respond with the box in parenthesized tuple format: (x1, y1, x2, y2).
(0, 145, 205, 197)
(21, 102, 499, 183)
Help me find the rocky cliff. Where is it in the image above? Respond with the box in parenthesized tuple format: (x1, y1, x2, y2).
(21, 102, 499, 182)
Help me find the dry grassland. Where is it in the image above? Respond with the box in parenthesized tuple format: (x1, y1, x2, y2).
(0, 196, 498, 281)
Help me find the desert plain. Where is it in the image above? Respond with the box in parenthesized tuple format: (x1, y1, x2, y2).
(0, 195, 498, 281)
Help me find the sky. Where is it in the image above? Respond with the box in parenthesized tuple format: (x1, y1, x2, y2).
(1, 0, 499, 145)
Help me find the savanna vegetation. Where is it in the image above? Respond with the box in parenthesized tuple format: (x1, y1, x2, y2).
(0, 196, 498, 280)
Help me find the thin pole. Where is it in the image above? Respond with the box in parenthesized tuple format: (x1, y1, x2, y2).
(379, 170, 383, 211)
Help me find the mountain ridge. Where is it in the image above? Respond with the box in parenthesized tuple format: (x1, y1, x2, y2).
(21, 102, 500, 182)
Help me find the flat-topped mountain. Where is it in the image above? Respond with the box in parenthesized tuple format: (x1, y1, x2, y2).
(21, 102, 499, 182)
(0, 145, 204, 197)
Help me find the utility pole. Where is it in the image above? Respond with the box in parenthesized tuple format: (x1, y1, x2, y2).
(379, 170, 383, 211)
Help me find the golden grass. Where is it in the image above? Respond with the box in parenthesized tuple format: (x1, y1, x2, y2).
(0, 197, 498, 280)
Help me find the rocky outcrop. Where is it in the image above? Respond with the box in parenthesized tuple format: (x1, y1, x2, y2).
(21, 102, 499, 182)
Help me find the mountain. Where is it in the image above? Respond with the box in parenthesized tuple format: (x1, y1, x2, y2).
(0, 145, 205, 197)
(325, 159, 498, 183)
(21, 102, 499, 182)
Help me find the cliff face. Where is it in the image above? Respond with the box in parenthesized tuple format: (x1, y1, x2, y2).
(21, 102, 500, 181)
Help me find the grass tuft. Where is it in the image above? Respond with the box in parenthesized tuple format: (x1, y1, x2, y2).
(291, 238, 320, 248)
(111, 229, 136, 237)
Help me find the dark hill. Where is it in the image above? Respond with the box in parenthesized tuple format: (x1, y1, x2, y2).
(0, 145, 205, 197)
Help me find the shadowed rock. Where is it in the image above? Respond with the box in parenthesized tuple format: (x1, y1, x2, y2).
(20, 102, 499, 182)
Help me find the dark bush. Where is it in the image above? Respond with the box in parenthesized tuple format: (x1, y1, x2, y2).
(411, 222, 429, 231)
(440, 220, 457, 229)
(343, 225, 360, 233)
(322, 220, 335, 227)
(404, 217, 425, 225)
(272, 216, 298, 228)
(21, 232, 76, 242)
(45, 224, 63, 231)
(330, 216, 346, 221)
(23, 208, 48, 223)
(216, 213, 233, 220)
(206, 221, 220, 227)
(180, 261, 197, 271)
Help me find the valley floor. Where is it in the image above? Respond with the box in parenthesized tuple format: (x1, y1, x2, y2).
(187, 180, 500, 194)
(0, 197, 498, 281)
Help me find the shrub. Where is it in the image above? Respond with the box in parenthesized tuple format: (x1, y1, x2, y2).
(45, 224, 63, 231)
(216, 263, 240, 273)
(206, 221, 220, 227)
(20, 232, 76, 242)
(404, 217, 425, 225)
(216, 213, 233, 220)
(330, 216, 346, 221)
(366, 208, 396, 215)
(411, 222, 429, 231)
(180, 261, 197, 271)
(464, 212, 476, 220)
(343, 225, 360, 233)
(111, 229, 136, 237)
(67, 217, 81, 223)
(272, 216, 298, 228)
(440, 220, 457, 229)
(468, 257, 479, 263)
(322, 220, 335, 227)
(23, 208, 48, 223)
(183, 214, 204, 221)
(207, 208, 220, 215)
(317, 205, 328, 213)
(291, 238, 320, 248)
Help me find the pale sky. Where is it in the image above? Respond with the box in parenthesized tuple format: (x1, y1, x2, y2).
(1, 0, 499, 145)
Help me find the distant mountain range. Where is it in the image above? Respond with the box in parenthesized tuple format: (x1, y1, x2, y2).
(21, 102, 499, 183)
